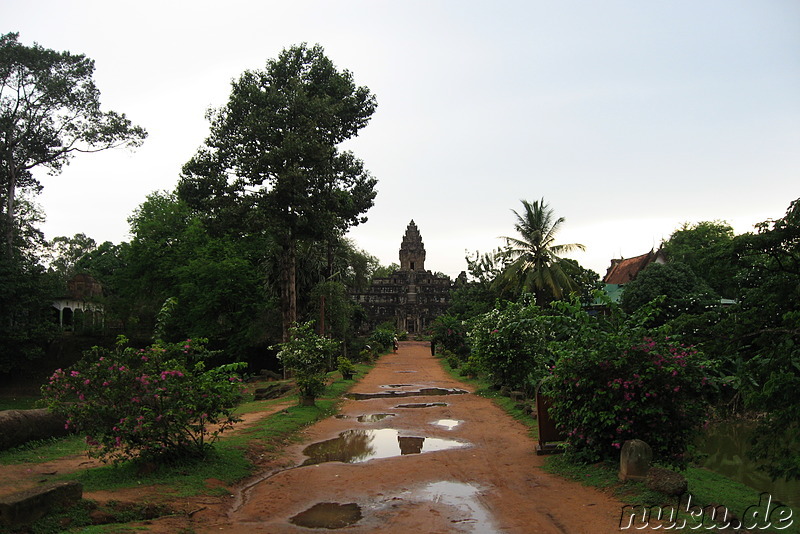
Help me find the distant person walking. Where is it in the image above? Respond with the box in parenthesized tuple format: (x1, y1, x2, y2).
(393, 335, 399, 353)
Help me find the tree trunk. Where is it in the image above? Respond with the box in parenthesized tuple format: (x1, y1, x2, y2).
(280, 235, 298, 342)
(3, 165, 18, 258)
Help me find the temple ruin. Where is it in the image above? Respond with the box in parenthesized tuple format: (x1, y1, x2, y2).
(355, 221, 451, 334)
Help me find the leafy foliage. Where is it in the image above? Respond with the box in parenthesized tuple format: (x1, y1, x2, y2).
(467, 299, 550, 393)
(275, 321, 339, 400)
(42, 335, 246, 464)
(0, 32, 146, 255)
(429, 314, 470, 357)
(178, 43, 377, 340)
(620, 262, 718, 323)
(545, 301, 714, 469)
(732, 199, 800, 480)
(662, 221, 738, 298)
(495, 199, 585, 305)
(367, 327, 396, 353)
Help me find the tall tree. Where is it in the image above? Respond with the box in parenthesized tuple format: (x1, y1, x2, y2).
(662, 221, 738, 298)
(178, 43, 377, 340)
(0, 32, 147, 256)
(732, 198, 800, 480)
(496, 199, 585, 304)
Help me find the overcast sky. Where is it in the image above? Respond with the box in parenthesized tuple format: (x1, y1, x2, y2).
(4, 1, 799, 277)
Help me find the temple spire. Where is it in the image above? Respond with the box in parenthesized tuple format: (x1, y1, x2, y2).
(399, 220, 426, 271)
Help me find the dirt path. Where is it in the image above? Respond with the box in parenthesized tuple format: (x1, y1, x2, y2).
(184, 341, 627, 533)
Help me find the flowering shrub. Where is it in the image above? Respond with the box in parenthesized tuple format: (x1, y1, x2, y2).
(275, 322, 339, 401)
(547, 332, 713, 469)
(42, 335, 245, 464)
(468, 300, 551, 392)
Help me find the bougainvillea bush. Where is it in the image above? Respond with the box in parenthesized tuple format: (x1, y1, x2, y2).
(43, 336, 246, 464)
(546, 321, 714, 469)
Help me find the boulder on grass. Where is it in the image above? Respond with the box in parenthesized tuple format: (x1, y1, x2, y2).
(254, 381, 294, 400)
(646, 467, 688, 496)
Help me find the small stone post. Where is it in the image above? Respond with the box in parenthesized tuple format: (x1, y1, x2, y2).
(619, 439, 652, 482)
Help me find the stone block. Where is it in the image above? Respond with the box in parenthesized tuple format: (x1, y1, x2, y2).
(509, 391, 526, 402)
(619, 439, 652, 482)
(0, 481, 83, 528)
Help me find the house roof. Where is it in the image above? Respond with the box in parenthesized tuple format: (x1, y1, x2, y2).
(603, 249, 666, 284)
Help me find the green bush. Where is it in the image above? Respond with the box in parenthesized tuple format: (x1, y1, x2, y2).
(468, 299, 551, 393)
(337, 356, 356, 378)
(275, 322, 339, 400)
(367, 327, 395, 352)
(430, 314, 470, 356)
(42, 335, 246, 464)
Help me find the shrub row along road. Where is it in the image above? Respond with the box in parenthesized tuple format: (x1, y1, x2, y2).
(193, 341, 627, 533)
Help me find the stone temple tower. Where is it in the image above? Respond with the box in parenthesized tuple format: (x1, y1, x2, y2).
(353, 220, 452, 335)
(399, 220, 426, 271)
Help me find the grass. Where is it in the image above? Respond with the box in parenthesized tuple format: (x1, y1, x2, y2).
(0, 394, 41, 411)
(0, 435, 86, 465)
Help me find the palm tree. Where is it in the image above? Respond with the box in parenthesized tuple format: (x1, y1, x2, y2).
(496, 198, 585, 304)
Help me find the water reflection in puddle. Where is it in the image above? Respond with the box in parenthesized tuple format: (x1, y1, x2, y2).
(395, 402, 447, 409)
(289, 502, 362, 529)
(357, 413, 395, 423)
(433, 419, 461, 430)
(379, 384, 415, 388)
(301, 428, 467, 466)
(347, 388, 467, 400)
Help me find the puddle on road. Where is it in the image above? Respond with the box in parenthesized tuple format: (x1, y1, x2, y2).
(357, 413, 396, 423)
(410, 481, 499, 533)
(379, 384, 415, 388)
(347, 388, 468, 400)
(395, 402, 448, 409)
(433, 419, 461, 430)
(300, 428, 468, 466)
(289, 502, 362, 529)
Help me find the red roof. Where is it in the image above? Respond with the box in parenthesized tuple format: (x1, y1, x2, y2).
(603, 250, 665, 284)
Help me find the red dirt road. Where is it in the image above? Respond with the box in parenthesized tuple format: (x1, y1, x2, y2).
(188, 341, 628, 533)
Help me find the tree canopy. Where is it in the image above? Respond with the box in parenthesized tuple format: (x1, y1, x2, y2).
(0, 32, 146, 256)
(178, 43, 377, 340)
(496, 198, 585, 305)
